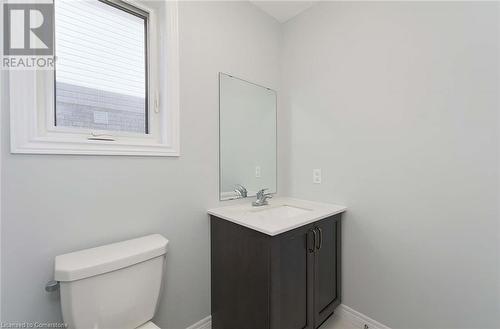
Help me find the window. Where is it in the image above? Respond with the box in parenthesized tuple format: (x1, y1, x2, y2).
(9, 0, 180, 156)
(55, 0, 148, 134)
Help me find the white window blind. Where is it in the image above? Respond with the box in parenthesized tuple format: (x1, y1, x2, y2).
(54, 0, 148, 134)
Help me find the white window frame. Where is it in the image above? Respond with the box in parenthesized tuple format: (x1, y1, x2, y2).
(9, 0, 180, 156)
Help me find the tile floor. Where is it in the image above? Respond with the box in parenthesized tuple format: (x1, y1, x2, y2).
(319, 314, 357, 329)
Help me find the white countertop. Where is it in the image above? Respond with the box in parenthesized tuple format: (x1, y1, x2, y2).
(208, 197, 347, 236)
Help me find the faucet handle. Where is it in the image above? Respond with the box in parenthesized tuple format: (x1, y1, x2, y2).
(256, 188, 268, 198)
(257, 189, 273, 201)
(253, 188, 273, 206)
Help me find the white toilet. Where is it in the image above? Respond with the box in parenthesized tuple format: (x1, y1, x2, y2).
(53, 234, 169, 329)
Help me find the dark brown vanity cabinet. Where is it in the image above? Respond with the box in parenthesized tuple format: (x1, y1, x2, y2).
(210, 214, 342, 329)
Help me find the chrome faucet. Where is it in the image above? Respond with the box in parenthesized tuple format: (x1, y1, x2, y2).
(234, 184, 248, 198)
(252, 188, 273, 207)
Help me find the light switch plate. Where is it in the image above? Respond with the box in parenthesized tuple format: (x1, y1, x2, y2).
(313, 169, 322, 184)
(255, 166, 261, 178)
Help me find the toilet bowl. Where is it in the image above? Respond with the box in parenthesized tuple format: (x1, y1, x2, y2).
(53, 234, 168, 329)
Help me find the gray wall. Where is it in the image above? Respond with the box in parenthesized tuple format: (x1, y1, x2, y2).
(281, 2, 499, 328)
(0, 2, 281, 328)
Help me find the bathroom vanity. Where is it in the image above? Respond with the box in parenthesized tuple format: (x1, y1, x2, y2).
(209, 198, 346, 329)
(215, 75, 345, 328)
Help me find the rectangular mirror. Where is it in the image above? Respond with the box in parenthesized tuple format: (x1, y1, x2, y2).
(219, 73, 277, 201)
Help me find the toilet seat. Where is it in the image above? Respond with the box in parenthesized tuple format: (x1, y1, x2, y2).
(136, 321, 161, 329)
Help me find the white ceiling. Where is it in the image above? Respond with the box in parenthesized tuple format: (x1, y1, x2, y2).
(250, 1, 318, 23)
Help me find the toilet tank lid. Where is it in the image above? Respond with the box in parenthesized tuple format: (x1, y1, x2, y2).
(54, 234, 168, 282)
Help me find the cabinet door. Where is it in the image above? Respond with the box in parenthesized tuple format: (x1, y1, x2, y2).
(211, 217, 271, 329)
(271, 224, 315, 329)
(313, 216, 341, 328)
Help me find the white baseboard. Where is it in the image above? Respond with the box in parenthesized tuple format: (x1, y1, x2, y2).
(184, 305, 390, 329)
(337, 304, 391, 329)
(185, 316, 211, 329)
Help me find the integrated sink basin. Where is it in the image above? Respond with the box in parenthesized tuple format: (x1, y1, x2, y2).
(248, 204, 312, 219)
(208, 197, 346, 236)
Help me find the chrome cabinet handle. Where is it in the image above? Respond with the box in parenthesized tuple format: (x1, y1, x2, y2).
(309, 229, 317, 253)
(315, 227, 323, 250)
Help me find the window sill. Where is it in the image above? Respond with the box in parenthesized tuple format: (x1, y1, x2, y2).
(11, 136, 180, 157)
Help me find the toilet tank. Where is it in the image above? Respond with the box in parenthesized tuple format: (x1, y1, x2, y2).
(54, 234, 169, 329)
